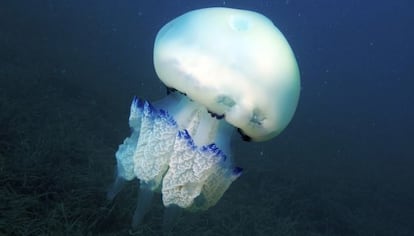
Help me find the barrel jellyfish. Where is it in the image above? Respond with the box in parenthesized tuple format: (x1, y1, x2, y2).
(107, 7, 300, 230)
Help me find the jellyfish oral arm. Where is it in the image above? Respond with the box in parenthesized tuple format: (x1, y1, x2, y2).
(158, 93, 241, 210)
(109, 92, 242, 227)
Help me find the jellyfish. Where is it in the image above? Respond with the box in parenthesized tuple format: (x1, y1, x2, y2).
(107, 7, 300, 231)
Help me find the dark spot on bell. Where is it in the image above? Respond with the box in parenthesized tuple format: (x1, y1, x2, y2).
(208, 110, 225, 120)
(237, 128, 251, 142)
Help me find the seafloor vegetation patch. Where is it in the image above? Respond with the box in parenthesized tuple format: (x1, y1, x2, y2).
(0, 61, 412, 236)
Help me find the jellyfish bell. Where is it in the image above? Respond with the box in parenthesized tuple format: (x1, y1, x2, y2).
(154, 7, 300, 142)
(108, 7, 300, 232)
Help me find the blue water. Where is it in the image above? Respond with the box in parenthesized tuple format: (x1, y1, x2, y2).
(1, 0, 413, 235)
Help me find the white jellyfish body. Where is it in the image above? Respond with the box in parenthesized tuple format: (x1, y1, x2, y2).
(108, 7, 300, 231)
